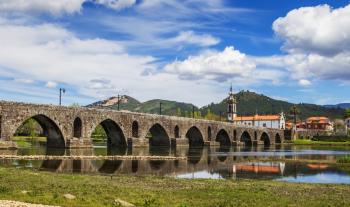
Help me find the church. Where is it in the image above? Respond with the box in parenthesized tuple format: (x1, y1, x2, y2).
(226, 88, 286, 129)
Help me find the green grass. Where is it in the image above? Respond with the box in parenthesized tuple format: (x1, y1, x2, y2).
(338, 156, 350, 164)
(293, 139, 350, 146)
(0, 167, 349, 207)
(12, 136, 47, 142)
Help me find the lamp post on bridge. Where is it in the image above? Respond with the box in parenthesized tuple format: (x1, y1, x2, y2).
(59, 88, 65, 106)
(159, 102, 162, 115)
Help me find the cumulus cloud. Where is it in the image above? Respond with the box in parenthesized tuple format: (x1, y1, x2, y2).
(273, 4, 350, 56)
(0, 0, 85, 15)
(164, 47, 254, 81)
(163, 46, 284, 84)
(271, 4, 350, 82)
(0, 0, 136, 15)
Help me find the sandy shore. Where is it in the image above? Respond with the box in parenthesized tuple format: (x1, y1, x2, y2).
(0, 200, 60, 207)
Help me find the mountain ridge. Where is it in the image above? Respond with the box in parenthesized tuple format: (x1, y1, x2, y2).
(87, 91, 346, 120)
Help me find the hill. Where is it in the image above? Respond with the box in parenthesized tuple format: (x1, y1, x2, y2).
(324, 103, 350, 110)
(87, 91, 345, 120)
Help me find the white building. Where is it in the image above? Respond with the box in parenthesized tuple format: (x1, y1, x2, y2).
(227, 85, 237, 122)
(234, 112, 286, 129)
(346, 118, 350, 130)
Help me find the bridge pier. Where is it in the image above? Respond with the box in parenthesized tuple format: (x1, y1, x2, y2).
(0, 140, 17, 149)
(128, 138, 149, 148)
(66, 138, 93, 149)
(172, 138, 189, 147)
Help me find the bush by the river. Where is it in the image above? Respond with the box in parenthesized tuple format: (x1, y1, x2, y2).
(311, 135, 350, 142)
(337, 156, 350, 163)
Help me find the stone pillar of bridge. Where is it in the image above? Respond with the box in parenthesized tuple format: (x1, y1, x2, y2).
(0, 115, 18, 149)
(128, 138, 149, 148)
(65, 138, 93, 149)
(173, 138, 189, 147)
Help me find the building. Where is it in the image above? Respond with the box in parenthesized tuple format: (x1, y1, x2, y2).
(305, 117, 333, 131)
(345, 118, 350, 130)
(227, 85, 237, 122)
(234, 112, 286, 129)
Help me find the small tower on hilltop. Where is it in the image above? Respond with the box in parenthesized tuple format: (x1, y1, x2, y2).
(227, 85, 237, 122)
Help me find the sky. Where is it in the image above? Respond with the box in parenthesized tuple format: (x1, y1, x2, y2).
(0, 0, 350, 107)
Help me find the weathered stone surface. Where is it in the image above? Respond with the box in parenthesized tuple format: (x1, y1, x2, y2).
(0, 101, 284, 149)
(0, 200, 60, 207)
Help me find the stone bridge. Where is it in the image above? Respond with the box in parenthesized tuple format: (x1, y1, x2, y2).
(0, 101, 284, 149)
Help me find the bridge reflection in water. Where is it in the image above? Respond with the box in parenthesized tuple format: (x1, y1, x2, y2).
(1, 144, 349, 182)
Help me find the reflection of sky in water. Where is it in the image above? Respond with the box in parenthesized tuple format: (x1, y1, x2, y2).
(212, 150, 350, 157)
(278, 173, 350, 184)
(176, 171, 223, 179)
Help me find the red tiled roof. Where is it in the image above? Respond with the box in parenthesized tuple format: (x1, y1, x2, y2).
(234, 114, 280, 121)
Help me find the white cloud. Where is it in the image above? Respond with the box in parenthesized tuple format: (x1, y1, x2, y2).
(0, 17, 235, 106)
(94, 0, 136, 10)
(0, 0, 85, 15)
(298, 79, 312, 87)
(46, 81, 57, 88)
(163, 46, 284, 84)
(270, 4, 350, 82)
(164, 47, 255, 81)
(273, 4, 350, 56)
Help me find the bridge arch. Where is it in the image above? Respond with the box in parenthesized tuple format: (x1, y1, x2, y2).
(14, 114, 65, 148)
(94, 119, 127, 149)
(240, 131, 252, 146)
(132, 121, 139, 138)
(73, 117, 82, 138)
(260, 132, 270, 146)
(186, 126, 204, 147)
(148, 123, 170, 147)
(215, 129, 231, 146)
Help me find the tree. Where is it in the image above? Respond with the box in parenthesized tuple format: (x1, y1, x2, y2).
(345, 109, 350, 118)
(176, 108, 182, 117)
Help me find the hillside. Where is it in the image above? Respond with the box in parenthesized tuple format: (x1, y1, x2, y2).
(87, 91, 345, 120)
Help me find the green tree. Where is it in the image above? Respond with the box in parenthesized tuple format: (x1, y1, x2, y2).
(15, 118, 40, 137)
(91, 124, 107, 142)
(176, 108, 182, 117)
(345, 109, 350, 118)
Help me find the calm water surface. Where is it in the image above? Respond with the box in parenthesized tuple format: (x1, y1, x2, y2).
(1, 143, 350, 184)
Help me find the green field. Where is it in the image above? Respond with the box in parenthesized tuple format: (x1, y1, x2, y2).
(293, 139, 350, 146)
(0, 167, 349, 207)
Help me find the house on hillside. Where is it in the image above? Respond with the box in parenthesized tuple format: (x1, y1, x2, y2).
(305, 117, 333, 131)
(233, 112, 286, 129)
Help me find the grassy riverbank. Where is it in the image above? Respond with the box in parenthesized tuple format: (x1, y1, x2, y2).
(0, 167, 349, 207)
(293, 139, 350, 146)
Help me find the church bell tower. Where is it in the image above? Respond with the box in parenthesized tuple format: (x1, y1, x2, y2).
(227, 85, 237, 122)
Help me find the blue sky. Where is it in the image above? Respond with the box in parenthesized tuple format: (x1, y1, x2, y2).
(0, 0, 349, 106)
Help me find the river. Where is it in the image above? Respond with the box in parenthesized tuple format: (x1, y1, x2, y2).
(1, 143, 350, 184)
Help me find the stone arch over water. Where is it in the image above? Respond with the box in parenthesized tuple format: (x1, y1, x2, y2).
(215, 129, 231, 146)
(95, 119, 127, 149)
(148, 123, 170, 147)
(14, 114, 65, 148)
(186, 126, 204, 147)
(240, 131, 252, 146)
(73, 117, 82, 138)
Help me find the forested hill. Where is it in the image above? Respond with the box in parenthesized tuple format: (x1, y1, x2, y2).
(87, 91, 345, 120)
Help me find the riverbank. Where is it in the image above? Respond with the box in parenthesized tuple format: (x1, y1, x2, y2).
(293, 139, 350, 145)
(0, 167, 349, 207)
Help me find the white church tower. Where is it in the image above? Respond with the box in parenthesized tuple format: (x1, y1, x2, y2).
(227, 85, 237, 122)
